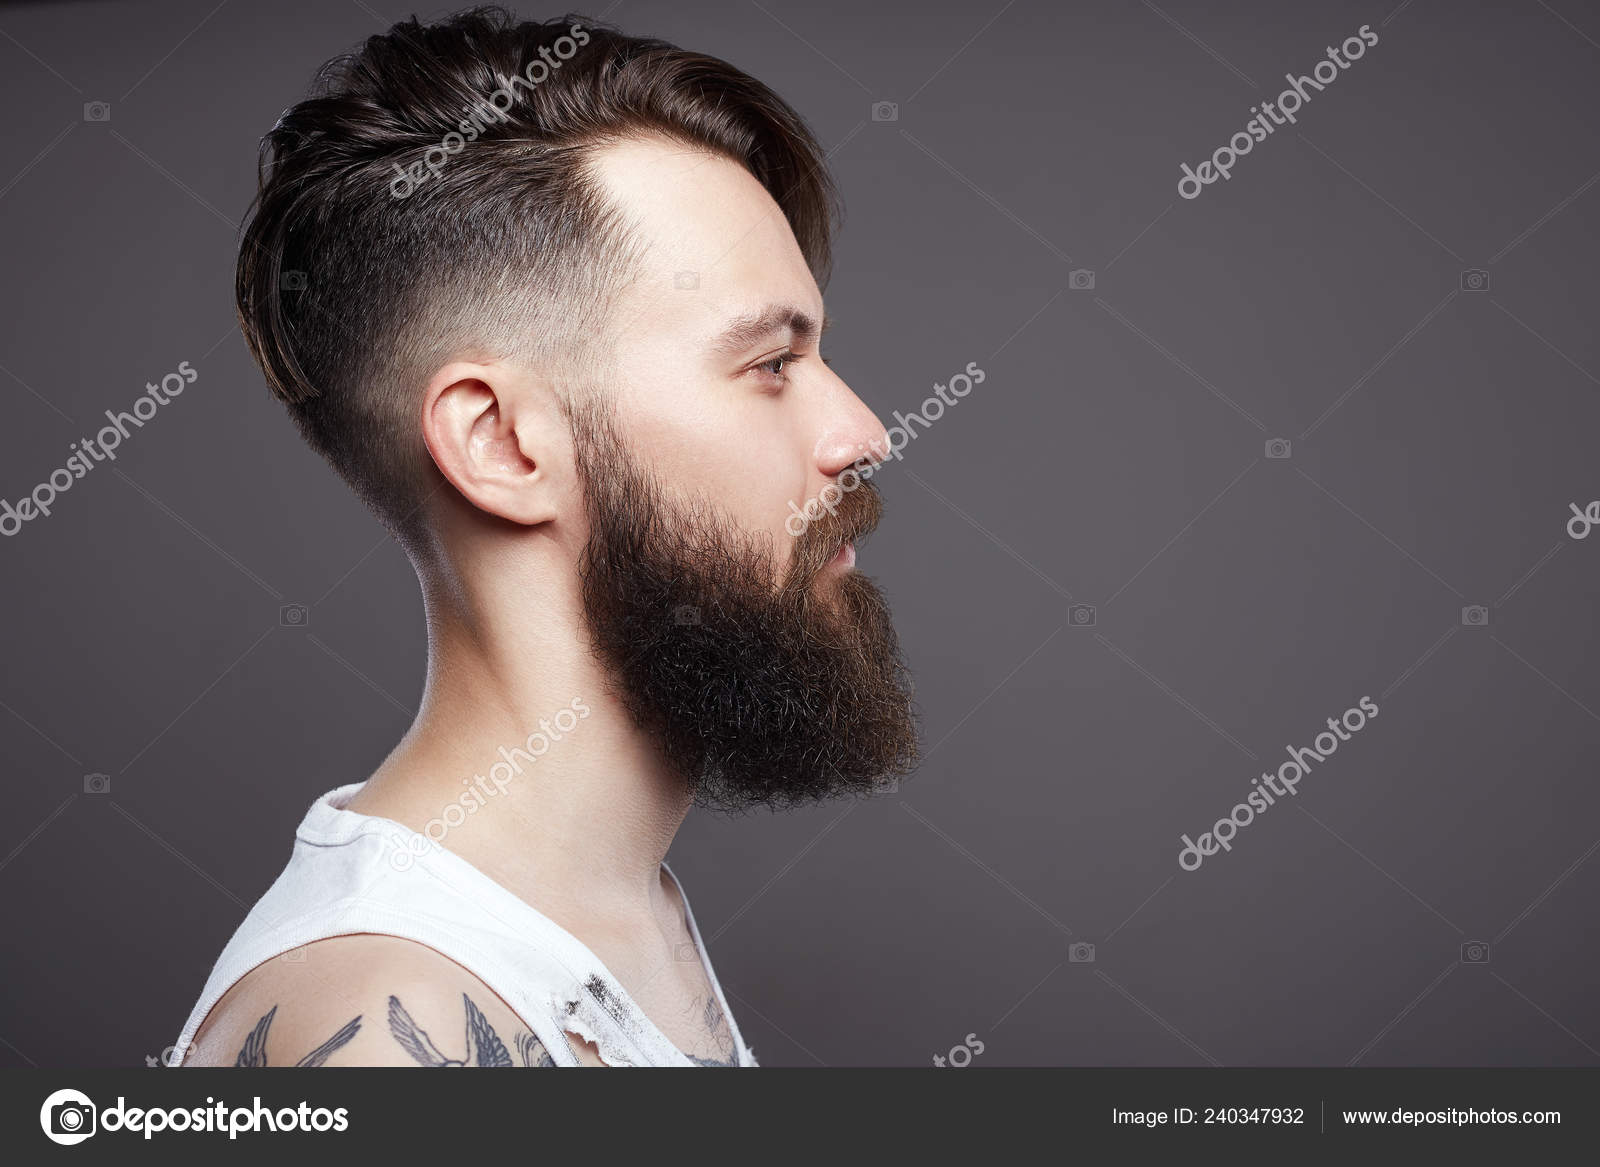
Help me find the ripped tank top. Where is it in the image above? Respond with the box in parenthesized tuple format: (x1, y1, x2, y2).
(169, 782, 757, 1068)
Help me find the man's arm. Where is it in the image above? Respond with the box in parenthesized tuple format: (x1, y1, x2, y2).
(180, 934, 575, 1067)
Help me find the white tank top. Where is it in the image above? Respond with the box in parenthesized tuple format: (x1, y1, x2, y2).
(169, 783, 757, 1068)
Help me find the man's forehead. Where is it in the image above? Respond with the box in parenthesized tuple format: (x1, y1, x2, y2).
(588, 134, 812, 284)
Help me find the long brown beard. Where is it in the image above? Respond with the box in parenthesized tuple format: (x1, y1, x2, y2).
(569, 404, 919, 810)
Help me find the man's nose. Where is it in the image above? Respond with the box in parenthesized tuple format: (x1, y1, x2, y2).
(814, 380, 890, 479)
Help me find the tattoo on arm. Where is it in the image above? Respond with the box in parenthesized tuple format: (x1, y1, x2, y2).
(234, 1006, 274, 1068)
(388, 992, 555, 1067)
(232, 1005, 363, 1068)
(296, 1016, 363, 1067)
(387, 996, 457, 1066)
(464, 994, 512, 1066)
(517, 1031, 557, 1068)
(229, 994, 553, 1067)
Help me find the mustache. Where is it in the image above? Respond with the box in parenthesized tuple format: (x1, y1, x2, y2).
(785, 478, 884, 589)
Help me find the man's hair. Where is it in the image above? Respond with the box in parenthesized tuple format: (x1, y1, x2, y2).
(237, 7, 839, 545)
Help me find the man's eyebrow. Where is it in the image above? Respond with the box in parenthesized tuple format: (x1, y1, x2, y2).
(709, 305, 830, 354)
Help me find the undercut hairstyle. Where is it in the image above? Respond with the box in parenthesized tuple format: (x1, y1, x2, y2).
(236, 6, 840, 547)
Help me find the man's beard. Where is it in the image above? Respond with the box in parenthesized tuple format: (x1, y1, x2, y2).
(570, 405, 919, 811)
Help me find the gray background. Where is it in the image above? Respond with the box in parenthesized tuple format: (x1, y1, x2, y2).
(2, 0, 1597, 1068)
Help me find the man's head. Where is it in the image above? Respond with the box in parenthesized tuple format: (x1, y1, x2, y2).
(238, 7, 918, 805)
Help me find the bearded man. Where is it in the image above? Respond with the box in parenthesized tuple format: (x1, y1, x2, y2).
(172, 7, 918, 1069)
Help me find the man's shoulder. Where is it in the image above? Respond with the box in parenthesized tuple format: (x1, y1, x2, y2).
(181, 934, 564, 1067)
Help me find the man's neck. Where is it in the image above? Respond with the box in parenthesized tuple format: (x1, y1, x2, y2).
(345, 568, 693, 936)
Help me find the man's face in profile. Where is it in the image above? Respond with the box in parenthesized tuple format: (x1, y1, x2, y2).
(569, 137, 919, 809)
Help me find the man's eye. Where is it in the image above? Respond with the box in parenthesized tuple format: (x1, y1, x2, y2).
(758, 353, 793, 376)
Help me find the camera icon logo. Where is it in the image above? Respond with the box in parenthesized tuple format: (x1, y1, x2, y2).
(672, 604, 701, 626)
(83, 102, 111, 123)
(1460, 940, 1490, 964)
(673, 270, 698, 290)
(870, 773, 901, 796)
(1068, 268, 1096, 291)
(674, 941, 698, 963)
(1068, 603, 1096, 627)
(40, 1088, 97, 1145)
(279, 603, 309, 627)
(281, 270, 308, 292)
(1461, 605, 1489, 627)
(871, 101, 899, 122)
(1265, 438, 1292, 459)
(1068, 942, 1096, 963)
(84, 772, 111, 795)
(1459, 269, 1490, 293)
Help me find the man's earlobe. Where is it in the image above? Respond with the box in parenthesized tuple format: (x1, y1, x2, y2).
(420, 362, 557, 526)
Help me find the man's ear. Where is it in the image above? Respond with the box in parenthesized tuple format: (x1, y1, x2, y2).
(419, 360, 561, 526)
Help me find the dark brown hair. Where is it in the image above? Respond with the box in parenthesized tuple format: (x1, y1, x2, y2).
(236, 7, 839, 544)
